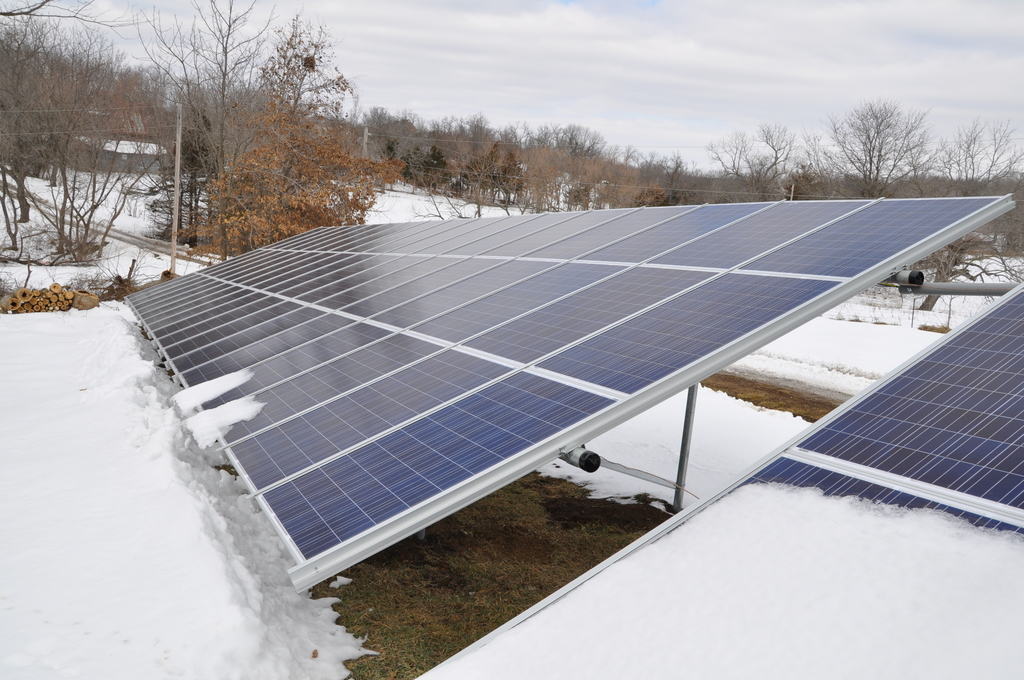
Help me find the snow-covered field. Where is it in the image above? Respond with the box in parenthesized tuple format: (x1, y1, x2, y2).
(0, 175, 203, 292)
(366, 185, 513, 223)
(0, 307, 362, 679)
(425, 483, 1024, 680)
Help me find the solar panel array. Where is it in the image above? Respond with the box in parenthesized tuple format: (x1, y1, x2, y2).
(127, 195, 1012, 588)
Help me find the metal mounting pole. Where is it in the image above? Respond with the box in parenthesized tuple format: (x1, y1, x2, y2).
(673, 384, 698, 512)
(169, 102, 182, 275)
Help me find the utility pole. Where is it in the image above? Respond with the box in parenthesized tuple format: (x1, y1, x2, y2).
(169, 102, 183, 275)
(362, 126, 368, 158)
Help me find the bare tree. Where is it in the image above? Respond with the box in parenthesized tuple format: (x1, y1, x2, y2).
(708, 123, 795, 199)
(826, 99, 932, 197)
(141, 0, 268, 256)
(915, 121, 1024, 310)
(3, 24, 157, 262)
(938, 120, 1024, 195)
(1, 0, 126, 26)
(0, 19, 54, 225)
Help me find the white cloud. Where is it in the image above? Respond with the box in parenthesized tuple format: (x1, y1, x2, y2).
(114, 0, 1024, 163)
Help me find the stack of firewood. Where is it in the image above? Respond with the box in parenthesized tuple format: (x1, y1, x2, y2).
(1, 283, 100, 313)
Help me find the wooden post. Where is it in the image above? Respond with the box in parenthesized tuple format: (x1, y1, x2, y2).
(362, 126, 369, 158)
(170, 102, 183, 275)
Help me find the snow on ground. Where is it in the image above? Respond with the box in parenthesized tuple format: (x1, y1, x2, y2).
(366, 185, 513, 223)
(826, 282, 996, 329)
(0, 306, 363, 680)
(730, 317, 945, 398)
(425, 483, 1024, 680)
(2, 174, 203, 291)
(0, 240, 202, 292)
(541, 386, 808, 507)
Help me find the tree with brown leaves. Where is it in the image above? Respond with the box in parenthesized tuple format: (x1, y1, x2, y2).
(201, 17, 401, 257)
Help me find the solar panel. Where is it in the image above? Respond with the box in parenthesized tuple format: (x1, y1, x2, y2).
(797, 284, 1024, 512)
(127, 195, 1013, 588)
(744, 197, 998, 277)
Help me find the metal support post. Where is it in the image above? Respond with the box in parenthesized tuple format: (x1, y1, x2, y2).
(673, 384, 698, 512)
(169, 102, 182, 275)
(415, 528, 427, 541)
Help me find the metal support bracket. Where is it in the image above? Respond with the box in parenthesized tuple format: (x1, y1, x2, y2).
(673, 384, 698, 512)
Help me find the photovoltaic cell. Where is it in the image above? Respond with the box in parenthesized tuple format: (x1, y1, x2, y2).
(181, 313, 351, 384)
(584, 202, 769, 263)
(147, 287, 265, 335)
(355, 217, 511, 255)
(232, 350, 511, 489)
(203, 322, 394, 408)
(652, 200, 869, 269)
(223, 333, 444, 442)
(341, 259, 549, 319)
(156, 292, 279, 345)
(539, 274, 837, 393)
(395, 215, 529, 255)
(412, 263, 618, 342)
(277, 254, 395, 299)
(516, 206, 698, 260)
(370, 260, 566, 328)
(455, 210, 637, 257)
(467, 267, 713, 363)
(799, 287, 1024, 510)
(173, 306, 325, 372)
(745, 198, 996, 277)
(477, 207, 667, 259)
(262, 372, 613, 558)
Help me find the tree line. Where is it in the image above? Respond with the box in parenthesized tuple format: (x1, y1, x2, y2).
(1, 0, 1022, 290)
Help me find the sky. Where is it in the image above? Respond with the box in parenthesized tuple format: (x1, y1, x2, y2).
(102, 0, 1024, 165)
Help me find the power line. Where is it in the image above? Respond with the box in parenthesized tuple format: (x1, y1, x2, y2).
(366, 130, 709, 151)
(0, 124, 179, 137)
(0, 104, 164, 115)
(398, 159, 854, 201)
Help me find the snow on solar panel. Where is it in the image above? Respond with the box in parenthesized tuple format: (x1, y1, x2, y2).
(127, 195, 1014, 589)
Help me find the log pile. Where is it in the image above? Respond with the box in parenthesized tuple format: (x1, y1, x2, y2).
(1, 284, 100, 314)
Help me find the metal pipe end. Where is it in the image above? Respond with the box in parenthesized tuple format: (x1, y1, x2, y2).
(559, 445, 601, 473)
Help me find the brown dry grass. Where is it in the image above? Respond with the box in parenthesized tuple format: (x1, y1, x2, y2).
(312, 473, 667, 680)
(701, 373, 842, 423)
